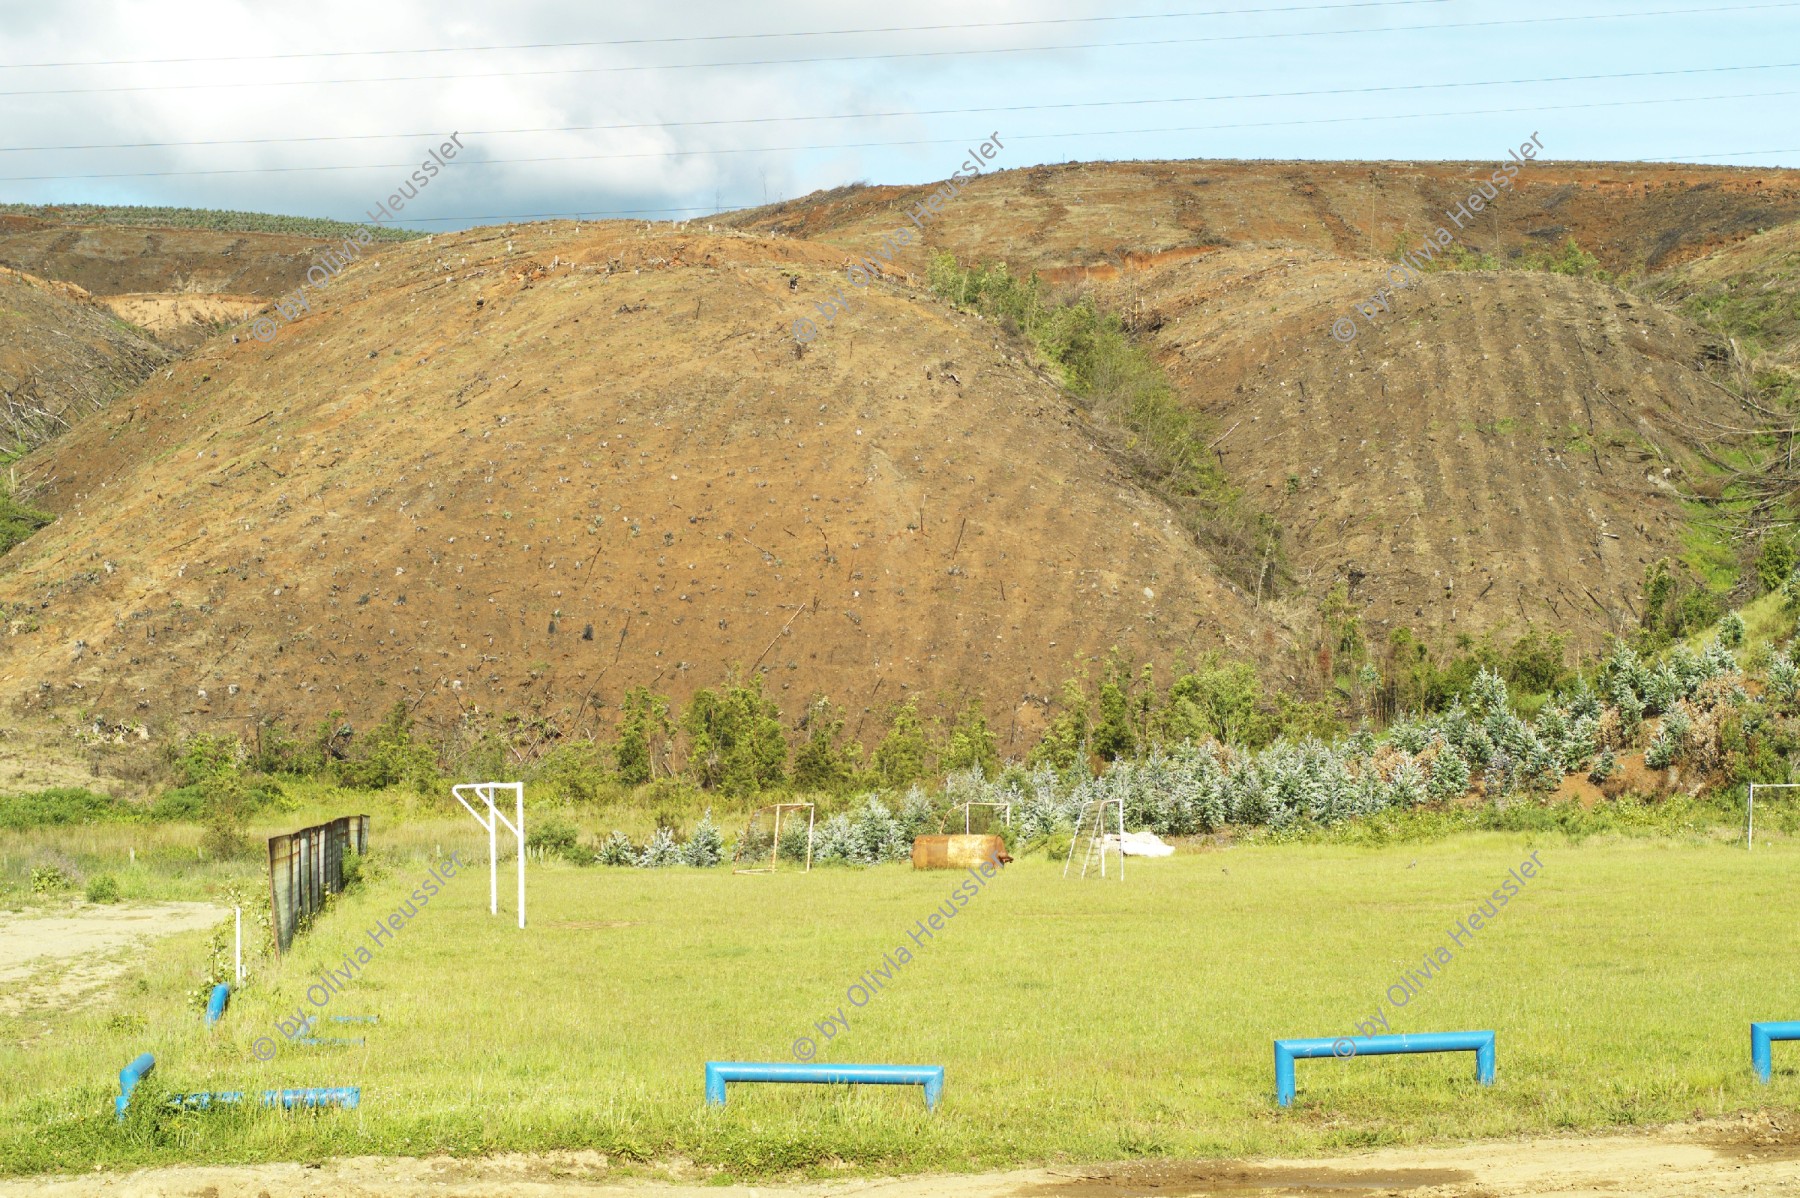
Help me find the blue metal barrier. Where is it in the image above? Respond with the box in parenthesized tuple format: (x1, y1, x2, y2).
(1752, 1021, 1800, 1083)
(204, 983, 231, 1028)
(1274, 1031, 1495, 1106)
(115, 1052, 155, 1118)
(704, 1061, 944, 1109)
(168, 1087, 361, 1110)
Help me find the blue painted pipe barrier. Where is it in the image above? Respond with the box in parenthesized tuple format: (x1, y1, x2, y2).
(115, 1052, 155, 1119)
(704, 1061, 945, 1109)
(205, 983, 231, 1028)
(1752, 1021, 1800, 1083)
(168, 1087, 361, 1110)
(1274, 1031, 1495, 1107)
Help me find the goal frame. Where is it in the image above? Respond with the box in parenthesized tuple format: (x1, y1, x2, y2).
(1747, 782, 1800, 851)
(733, 802, 815, 874)
(1064, 797, 1125, 880)
(951, 800, 1012, 834)
(450, 781, 526, 928)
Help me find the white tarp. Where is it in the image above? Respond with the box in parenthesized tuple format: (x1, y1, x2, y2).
(1100, 830, 1175, 857)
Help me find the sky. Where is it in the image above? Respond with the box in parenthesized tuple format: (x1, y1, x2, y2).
(0, 0, 1795, 231)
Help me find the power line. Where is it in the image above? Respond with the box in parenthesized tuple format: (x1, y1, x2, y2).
(4, 87, 1796, 184)
(0, 3, 1791, 98)
(0, 0, 1449, 70)
(5, 60, 1798, 155)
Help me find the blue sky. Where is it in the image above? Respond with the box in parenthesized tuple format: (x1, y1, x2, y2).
(0, 0, 1794, 230)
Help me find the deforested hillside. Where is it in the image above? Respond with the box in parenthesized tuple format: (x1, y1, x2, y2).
(1072, 242, 1748, 659)
(725, 159, 1800, 281)
(0, 213, 347, 350)
(0, 266, 170, 459)
(0, 220, 1295, 749)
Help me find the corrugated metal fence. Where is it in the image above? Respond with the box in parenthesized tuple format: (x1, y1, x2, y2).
(268, 815, 369, 953)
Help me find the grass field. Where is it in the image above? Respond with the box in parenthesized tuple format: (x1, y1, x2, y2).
(4, 826, 1800, 1180)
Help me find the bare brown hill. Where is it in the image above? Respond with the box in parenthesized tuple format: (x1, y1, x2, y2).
(724, 159, 1800, 280)
(0, 267, 170, 457)
(0, 222, 1293, 747)
(1078, 243, 1746, 660)
(0, 219, 327, 349)
(1642, 219, 1800, 372)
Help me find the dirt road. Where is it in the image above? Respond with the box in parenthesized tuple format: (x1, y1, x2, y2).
(0, 901, 227, 1014)
(6, 1116, 1798, 1197)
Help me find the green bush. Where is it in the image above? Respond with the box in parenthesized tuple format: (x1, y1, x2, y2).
(148, 786, 206, 822)
(871, 700, 932, 787)
(682, 675, 788, 796)
(613, 687, 672, 785)
(0, 787, 134, 829)
(337, 701, 439, 791)
(791, 697, 864, 792)
(0, 492, 52, 555)
(85, 874, 121, 903)
(527, 816, 585, 862)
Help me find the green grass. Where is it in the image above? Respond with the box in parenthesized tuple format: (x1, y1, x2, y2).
(4, 829, 1800, 1178)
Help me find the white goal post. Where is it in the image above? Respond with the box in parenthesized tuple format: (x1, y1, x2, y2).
(951, 800, 1012, 834)
(451, 782, 525, 927)
(1747, 782, 1800, 852)
(734, 802, 814, 874)
(1064, 797, 1125, 880)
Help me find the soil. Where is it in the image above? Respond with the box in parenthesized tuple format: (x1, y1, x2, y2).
(723, 159, 1800, 280)
(0, 222, 1294, 746)
(5, 1117, 1799, 1196)
(0, 266, 171, 457)
(2, 158, 1797, 739)
(0, 900, 227, 1015)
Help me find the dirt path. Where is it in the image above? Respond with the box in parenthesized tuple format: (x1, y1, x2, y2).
(0, 901, 227, 1014)
(6, 1117, 1797, 1197)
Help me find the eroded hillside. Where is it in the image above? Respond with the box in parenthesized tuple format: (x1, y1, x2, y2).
(0, 266, 170, 457)
(725, 159, 1800, 280)
(0, 222, 1294, 747)
(1081, 244, 1746, 656)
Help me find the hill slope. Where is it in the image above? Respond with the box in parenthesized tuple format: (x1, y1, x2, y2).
(0, 222, 1292, 747)
(0, 266, 170, 459)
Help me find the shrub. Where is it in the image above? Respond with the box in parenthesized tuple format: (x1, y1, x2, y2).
(682, 810, 724, 867)
(790, 698, 863, 792)
(871, 700, 932, 787)
(1719, 611, 1747, 649)
(30, 865, 71, 894)
(939, 702, 1000, 777)
(527, 816, 584, 862)
(636, 826, 683, 868)
(0, 787, 134, 829)
(682, 676, 788, 796)
(149, 787, 206, 822)
(613, 687, 672, 785)
(86, 874, 121, 903)
(0, 491, 53, 555)
(1589, 746, 1618, 785)
(595, 830, 637, 866)
(337, 701, 439, 791)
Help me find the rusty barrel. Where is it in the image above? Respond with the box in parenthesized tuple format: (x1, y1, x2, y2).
(911, 834, 1006, 870)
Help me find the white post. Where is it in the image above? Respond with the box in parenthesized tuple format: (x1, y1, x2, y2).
(234, 906, 243, 983)
(515, 782, 526, 929)
(488, 790, 499, 915)
(1749, 783, 1756, 852)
